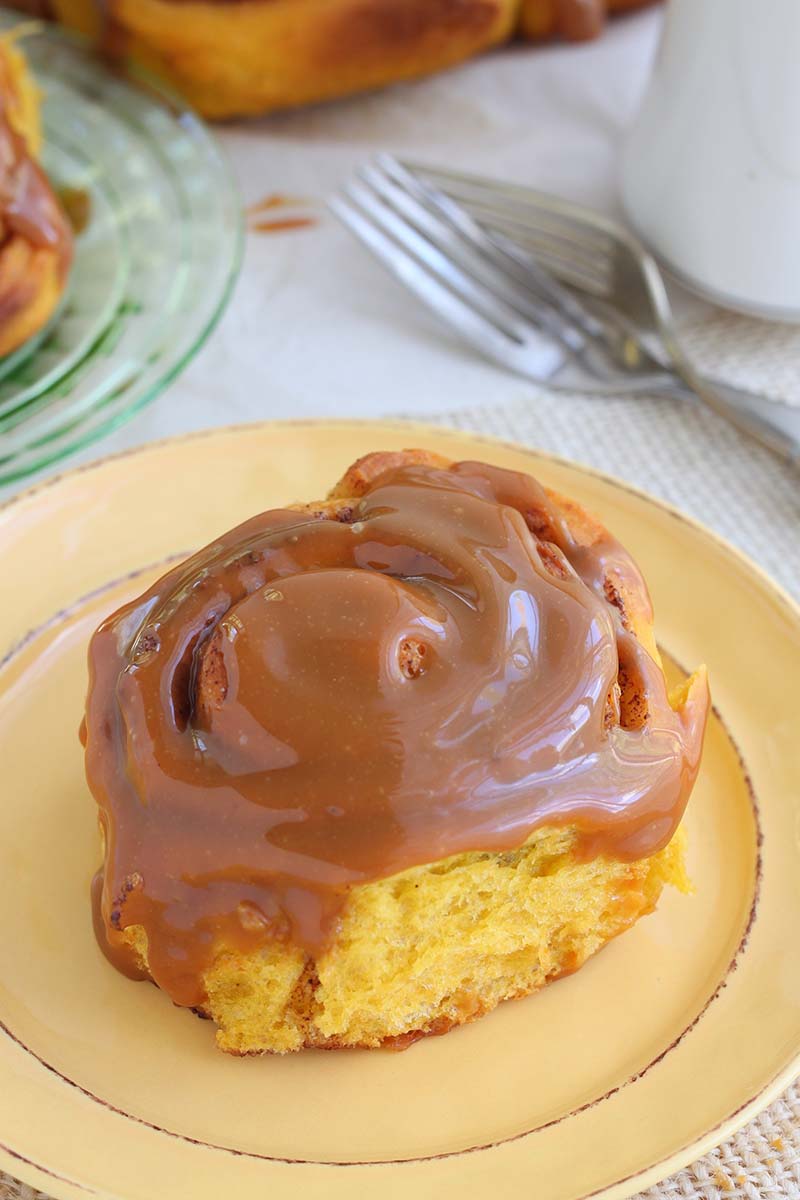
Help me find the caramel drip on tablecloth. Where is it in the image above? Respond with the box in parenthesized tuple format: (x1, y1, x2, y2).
(251, 216, 316, 234)
(84, 459, 708, 1007)
(247, 194, 318, 235)
(246, 194, 306, 216)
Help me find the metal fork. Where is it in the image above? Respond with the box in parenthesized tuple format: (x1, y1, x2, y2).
(330, 155, 799, 464)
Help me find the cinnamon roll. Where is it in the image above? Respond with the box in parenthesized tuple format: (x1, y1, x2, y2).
(13, 1, 659, 119)
(0, 34, 72, 357)
(83, 450, 708, 1053)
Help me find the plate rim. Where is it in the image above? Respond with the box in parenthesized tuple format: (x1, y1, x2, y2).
(0, 417, 798, 1200)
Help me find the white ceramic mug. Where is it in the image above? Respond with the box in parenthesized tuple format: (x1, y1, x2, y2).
(621, 0, 800, 321)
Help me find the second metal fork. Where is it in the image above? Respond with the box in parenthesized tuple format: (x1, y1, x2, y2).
(331, 156, 799, 465)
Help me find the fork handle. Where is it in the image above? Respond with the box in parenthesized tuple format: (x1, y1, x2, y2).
(666, 372, 800, 467)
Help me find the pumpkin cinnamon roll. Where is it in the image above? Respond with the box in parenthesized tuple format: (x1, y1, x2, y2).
(12, 1, 659, 119)
(83, 450, 708, 1054)
(0, 33, 72, 357)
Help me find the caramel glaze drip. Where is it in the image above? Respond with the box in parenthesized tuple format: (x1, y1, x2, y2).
(84, 459, 708, 1009)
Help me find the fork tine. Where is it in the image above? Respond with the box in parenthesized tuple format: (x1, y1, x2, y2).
(354, 158, 673, 382)
(397, 160, 690, 378)
(402, 160, 614, 286)
(343, 176, 543, 342)
(457, 202, 609, 269)
(357, 159, 588, 353)
(413, 191, 613, 295)
(380, 157, 661, 373)
(453, 204, 611, 287)
(328, 191, 566, 380)
(478, 221, 612, 296)
(375, 154, 610, 338)
(403, 160, 617, 242)
(454, 190, 612, 253)
(439, 195, 612, 286)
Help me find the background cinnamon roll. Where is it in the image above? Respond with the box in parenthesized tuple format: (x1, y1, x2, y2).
(0, 33, 72, 357)
(83, 450, 708, 1054)
(12, 1, 660, 119)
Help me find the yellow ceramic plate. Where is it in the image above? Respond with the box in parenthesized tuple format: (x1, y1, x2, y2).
(0, 421, 798, 1200)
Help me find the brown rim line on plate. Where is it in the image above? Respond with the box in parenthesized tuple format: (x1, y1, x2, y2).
(0, 419, 795, 1200)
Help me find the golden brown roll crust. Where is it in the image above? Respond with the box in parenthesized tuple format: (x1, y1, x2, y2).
(15, 0, 660, 118)
(38, 0, 517, 119)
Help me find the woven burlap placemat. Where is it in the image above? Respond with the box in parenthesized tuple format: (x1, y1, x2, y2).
(2, 373, 798, 1199)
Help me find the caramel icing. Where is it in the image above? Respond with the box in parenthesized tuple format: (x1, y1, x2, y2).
(84, 458, 708, 1008)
